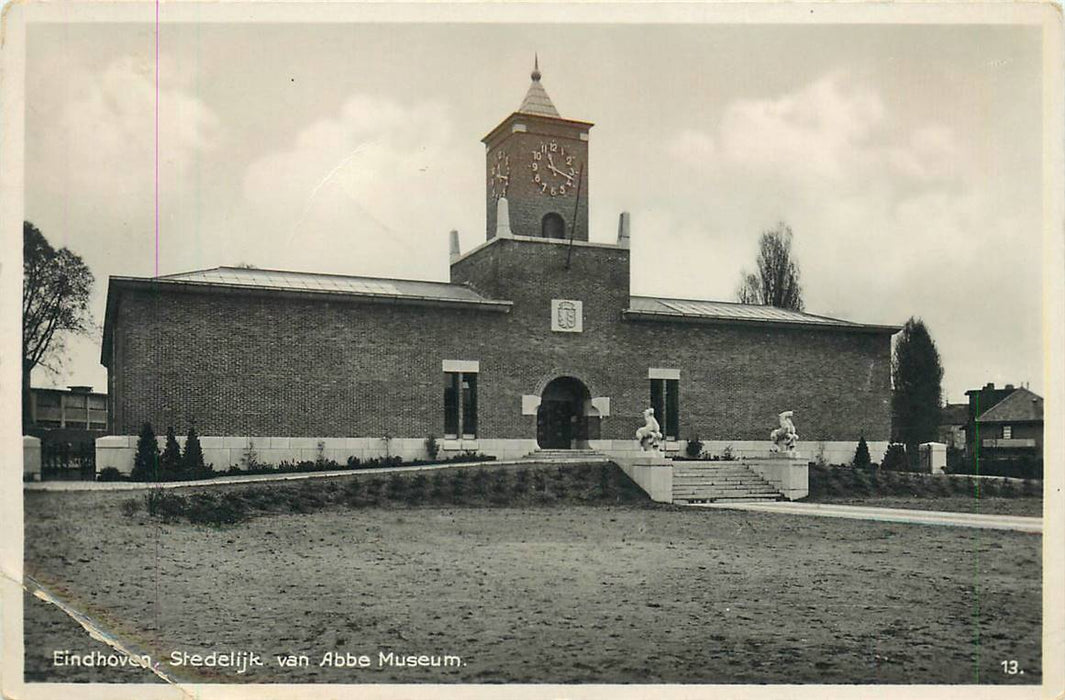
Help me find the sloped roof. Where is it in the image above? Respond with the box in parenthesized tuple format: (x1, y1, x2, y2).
(940, 403, 969, 426)
(977, 387, 1044, 423)
(625, 296, 899, 333)
(158, 267, 494, 304)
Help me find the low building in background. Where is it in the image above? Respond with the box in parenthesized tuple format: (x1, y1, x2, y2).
(956, 383, 1043, 477)
(25, 385, 107, 480)
(937, 403, 968, 450)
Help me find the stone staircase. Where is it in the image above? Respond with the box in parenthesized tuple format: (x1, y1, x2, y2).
(671, 461, 784, 503)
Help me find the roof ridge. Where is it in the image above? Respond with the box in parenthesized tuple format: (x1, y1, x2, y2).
(168, 265, 467, 288)
(632, 294, 859, 324)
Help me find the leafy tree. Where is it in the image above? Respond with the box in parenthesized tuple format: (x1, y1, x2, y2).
(182, 425, 206, 474)
(160, 426, 183, 480)
(891, 317, 944, 459)
(852, 436, 872, 470)
(22, 222, 94, 427)
(132, 422, 160, 482)
(735, 222, 805, 311)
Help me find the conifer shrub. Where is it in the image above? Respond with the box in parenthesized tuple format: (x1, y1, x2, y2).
(425, 435, 440, 461)
(132, 422, 160, 482)
(182, 426, 206, 474)
(852, 436, 872, 470)
(880, 443, 908, 472)
(685, 435, 704, 459)
(161, 426, 183, 480)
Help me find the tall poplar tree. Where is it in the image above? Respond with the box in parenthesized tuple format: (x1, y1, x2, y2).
(891, 317, 944, 456)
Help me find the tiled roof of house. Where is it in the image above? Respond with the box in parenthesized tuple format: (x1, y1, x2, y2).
(940, 403, 969, 426)
(626, 296, 898, 332)
(977, 387, 1044, 423)
(157, 267, 497, 304)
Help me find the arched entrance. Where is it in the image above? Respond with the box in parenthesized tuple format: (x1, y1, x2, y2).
(541, 212, 566, 239)
(536, 376, 591, 449)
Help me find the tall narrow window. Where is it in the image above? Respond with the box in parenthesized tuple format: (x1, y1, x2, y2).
(648, 369, 680, 441)
(444, 372, 460, 437)
(461, 373, 478, 438)
(443, 361, 479, 439)
(1003, 425, 1012, 440)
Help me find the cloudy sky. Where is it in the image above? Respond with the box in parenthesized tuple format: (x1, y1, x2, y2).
(23, 18, 1044, 403)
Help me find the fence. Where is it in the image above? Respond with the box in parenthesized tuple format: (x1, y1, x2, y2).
(40, 441, 96, 481)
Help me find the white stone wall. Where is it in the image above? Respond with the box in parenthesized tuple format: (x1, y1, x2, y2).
(24, 435, 42, 480)
(671, 440, 889, 466)
(96, 435, 542, 475)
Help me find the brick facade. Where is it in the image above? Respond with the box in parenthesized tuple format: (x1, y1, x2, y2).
(106, 236, 892, 445)
(102, 71, 896, 457)
(485, 113, 591, 241)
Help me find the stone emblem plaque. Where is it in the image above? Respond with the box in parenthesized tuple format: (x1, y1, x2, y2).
(551, 299, 583, 333)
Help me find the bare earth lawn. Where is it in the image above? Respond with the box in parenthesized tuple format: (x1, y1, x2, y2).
(24, 486, 1041, 685)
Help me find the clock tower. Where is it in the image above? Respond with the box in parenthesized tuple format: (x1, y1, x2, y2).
(482, 59, 593, 241)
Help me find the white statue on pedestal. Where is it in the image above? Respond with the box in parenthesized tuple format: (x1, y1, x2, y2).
(636, 408, 663, 452)
(770, 410, 799, 456)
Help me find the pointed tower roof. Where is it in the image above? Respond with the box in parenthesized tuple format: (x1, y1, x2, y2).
(517, 55, 560, 118)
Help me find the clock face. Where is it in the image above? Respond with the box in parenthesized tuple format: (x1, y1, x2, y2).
(489, 150, 510, 200)
(530, 141, 578, 197)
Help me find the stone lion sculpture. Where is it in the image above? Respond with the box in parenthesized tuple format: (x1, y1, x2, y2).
(769, 410, 798, 454)
(635, 408, 663, 452)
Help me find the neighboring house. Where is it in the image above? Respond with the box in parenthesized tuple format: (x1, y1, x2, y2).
(962, 383, 1043, 462)
(938, 402, 968, 450)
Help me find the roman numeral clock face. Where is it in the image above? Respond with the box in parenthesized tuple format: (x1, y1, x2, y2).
(531, 141, 578, 197)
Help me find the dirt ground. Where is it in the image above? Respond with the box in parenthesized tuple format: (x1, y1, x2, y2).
(23, 488, 1042, 685)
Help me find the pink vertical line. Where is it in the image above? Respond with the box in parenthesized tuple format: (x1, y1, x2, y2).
(154, 0, 160, 277)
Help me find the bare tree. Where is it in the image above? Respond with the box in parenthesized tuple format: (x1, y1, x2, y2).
(735, 222, 805, 311)
(23, 221, 94, 428)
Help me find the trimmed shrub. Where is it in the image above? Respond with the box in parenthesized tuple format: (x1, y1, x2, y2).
(881, 443, 908, 472)
(425, 435, 440, 461)
(182, 426, 206, 473)
(132, 422, 160, 482)
(161, 426, 183, 480)
(852, 436, 872, 470)
(97, 466, 125, 482)
(685, 435, 704, 459)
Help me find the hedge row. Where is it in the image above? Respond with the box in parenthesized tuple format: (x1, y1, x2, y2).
(122, 462, 650, 526)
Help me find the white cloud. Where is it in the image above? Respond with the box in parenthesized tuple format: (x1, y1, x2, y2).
(53, 55, 219, 211)
(657, 72, 1039, 400)
(235, 94, 478, 279)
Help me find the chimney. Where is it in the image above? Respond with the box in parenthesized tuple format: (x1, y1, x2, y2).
(1005, 384, 1015, 391)
(449, 230, 461, 263)
(984, 382, 995, 391)
(616, 211, 631, 248)
(495, 197, 513, 238)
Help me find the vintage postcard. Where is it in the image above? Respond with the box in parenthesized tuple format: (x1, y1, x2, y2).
(1, 2, 1062, 699)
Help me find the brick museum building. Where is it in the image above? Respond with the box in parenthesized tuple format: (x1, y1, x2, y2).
(98, 65, 899, 471)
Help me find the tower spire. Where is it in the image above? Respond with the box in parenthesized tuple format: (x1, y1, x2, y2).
(518, 55, 560, 118)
